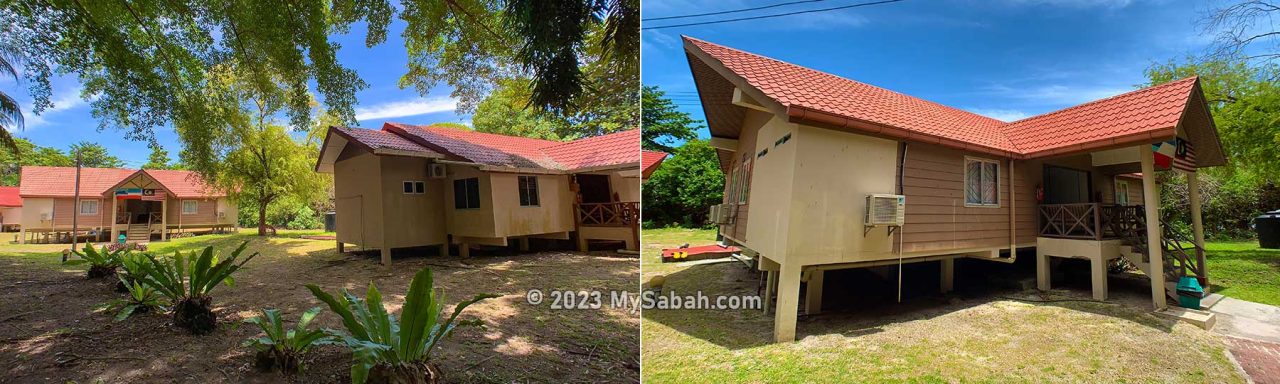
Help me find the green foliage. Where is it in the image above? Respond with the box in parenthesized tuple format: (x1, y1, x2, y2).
(0, 47, 21, 152)
(0, 138, 74, 186)
(115, 251, 151, 290)
(236, 195, 323, 230)
(136, 242, 258, 333)
(243, 307, 333, 373)
(642, 140, 724, 228)
(473, 77, 573, 140)
(68, 141, 124, 168)
(142, 144, 174, 170)
(64, 243, 125, 278)
(306, 268, 498, 383)
(1146, 58, 1280, 239)
(105, 281, 165, 322)
(641, 86, 700, 152)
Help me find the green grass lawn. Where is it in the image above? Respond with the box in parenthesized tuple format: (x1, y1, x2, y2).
(641, 228, 1245, 383)
(1205, 241, 1280, 306)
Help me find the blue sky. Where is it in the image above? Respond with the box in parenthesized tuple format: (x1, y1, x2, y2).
(0, 21, 469, 167)
(642, 0, 1221, 138)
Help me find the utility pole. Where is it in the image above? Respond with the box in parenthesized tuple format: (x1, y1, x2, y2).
(70, 151, 82, 254)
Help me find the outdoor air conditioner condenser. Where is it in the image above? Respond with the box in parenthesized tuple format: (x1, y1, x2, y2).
(865, 194, 906, 227)
(428, 163, 447, 179)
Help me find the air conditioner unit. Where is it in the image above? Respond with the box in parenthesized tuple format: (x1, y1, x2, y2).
(40, 212, 51, 221)
(721, 203, 736, 224)
(217, 211, 226, 219)
(428, 163, 447, 179)
(708, 204, 720, 224)
(865, 194, 906, 227)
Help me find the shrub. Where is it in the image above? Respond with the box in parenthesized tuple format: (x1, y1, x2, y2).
(104, 280, 165, 322)
(307, 268, 497, 384)
(243, 307, 333, 373)
(106, 242, 148, 253)
(63, 243, 125, 278)
(136, 241, 258, 334)
(115, 252, 151, 293)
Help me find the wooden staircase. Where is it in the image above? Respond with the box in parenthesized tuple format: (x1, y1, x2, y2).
(1115, 206, 1207, 303)
(126, 223, 151, 243)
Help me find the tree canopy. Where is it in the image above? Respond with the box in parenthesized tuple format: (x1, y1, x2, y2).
(142, 144, 175, 170)
(641, 86, 700, 152)
(68, 141, 124, 168)
(0, 0, 637, 167)
(642, 139, 723, 228)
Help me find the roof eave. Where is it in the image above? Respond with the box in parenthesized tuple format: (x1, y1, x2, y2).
(785, 105, 1021, 158)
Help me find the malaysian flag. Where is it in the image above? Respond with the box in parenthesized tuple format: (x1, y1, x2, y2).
(141, 189, 166, 201)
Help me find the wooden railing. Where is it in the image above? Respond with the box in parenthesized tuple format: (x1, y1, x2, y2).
(1038, 203, 1144, 240)
(577, 202, 639, 227)
(1117, 208, 1207, 288)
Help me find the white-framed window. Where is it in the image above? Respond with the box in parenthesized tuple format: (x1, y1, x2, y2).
(739, 159, 752, 204)
(518, 175, 540, 206)
(402, 180, 425, 194)
(182, 200, 199, 215)
(79, 200, 98, 215)
(964, 157, 1000, 207)
(1115, 178, 1130, 205)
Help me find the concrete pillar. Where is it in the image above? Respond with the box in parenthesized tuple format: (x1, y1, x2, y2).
(379, 247, 391, 265)
(110, 197, 119, 241)
(1036, 248, 1051, 291)
(336, 241, 344, 253)
(577, 235, 589, 252)
(519, 237, 530, 252)
(160, 198, 168, 241)
(763, 270, 776, 314)
(18, 228, 24, 244)
(1091, 257, 1108, 301)
(460, 243, 471, 258)
(440, 244, 449, 257)
(805, 269, 823, 315)
(1140, 144, 1168, 310)
(773, 263, 803, 342)
(940, 258, 955, 293)
(1188, 170, 1207, 290)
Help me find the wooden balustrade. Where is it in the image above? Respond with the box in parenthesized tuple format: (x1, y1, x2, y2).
(1038, 203, 1143, 240)
(577, 202, 639, 227)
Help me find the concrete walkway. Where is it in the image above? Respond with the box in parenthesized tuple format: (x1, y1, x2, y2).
(1204, 294, 1280, 384)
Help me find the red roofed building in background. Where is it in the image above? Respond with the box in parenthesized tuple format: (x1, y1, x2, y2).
(641, 151, 667, 180)
(683, 36, 1227, 342)
(0, 186, 21, 231)
(15, 166, 236, 244)
(316, 124, 642, 264)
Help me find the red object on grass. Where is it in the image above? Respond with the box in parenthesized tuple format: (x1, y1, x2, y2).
(661, 244, 740, 259)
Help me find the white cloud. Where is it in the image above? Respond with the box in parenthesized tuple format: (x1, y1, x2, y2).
(354, 97, 458, 121)
(966, 108, 1031, 122)
(23, 87, 89, 128)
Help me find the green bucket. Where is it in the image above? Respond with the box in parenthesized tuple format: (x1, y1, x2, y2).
(1176, 276, 1204, 309)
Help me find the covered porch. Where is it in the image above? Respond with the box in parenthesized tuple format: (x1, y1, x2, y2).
(1035, 140, 1213, 318)
(571, 169, 641, 252)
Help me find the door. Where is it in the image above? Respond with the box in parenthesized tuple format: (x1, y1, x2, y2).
(1043, 166, 1091, 204)
(576, 174, 613, 203)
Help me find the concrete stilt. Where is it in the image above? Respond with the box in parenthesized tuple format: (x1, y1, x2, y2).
(1037, 249, 1051, 291)
(519, 237, 530, 252)
(336, 241, 344, 253)
(1091, 257, 1108, 301)
(460, 243, 471, 258)
(805, 269, 823, 315)
(379, 247, 391, 265)
(940, 258, 955, 293)
(774, 263, 802, 342)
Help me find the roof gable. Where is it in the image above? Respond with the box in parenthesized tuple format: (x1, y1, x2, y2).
(684, 36, 1222, 164)
(19, 166, 222, 198)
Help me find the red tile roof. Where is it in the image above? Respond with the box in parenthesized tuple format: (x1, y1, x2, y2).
(334, 126, 437, 154)
(641, 151, 667, 179)
(1002, 77, 1197, 156)
(0, 186, 21, 207)
(685, 36, 1205, 158)
(144, 169, 225, 198)
(19, 166, 223, 199)
(542, 129, 642, 170)
(377, 123, 641, 171)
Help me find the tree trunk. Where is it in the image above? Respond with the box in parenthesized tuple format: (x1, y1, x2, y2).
(258, 200, 268, 236)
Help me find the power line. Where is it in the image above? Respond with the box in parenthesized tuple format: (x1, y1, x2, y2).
(642, 0, 906, 30)
(643, 0, 829, 22)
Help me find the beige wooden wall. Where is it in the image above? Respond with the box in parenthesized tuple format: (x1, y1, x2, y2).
(333, 148, 386, 249)
(444, 165, 496, 239)
(378, 155, 447, 248)
(166, 198, 220, 225)
(721, 109, 765, 242)
(489, 173, 573, 238)
(52, 197, 111, 228)
(739, 110, 795, 261)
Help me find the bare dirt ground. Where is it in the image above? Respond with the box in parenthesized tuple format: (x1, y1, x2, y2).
(0, 232, 640, 383)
